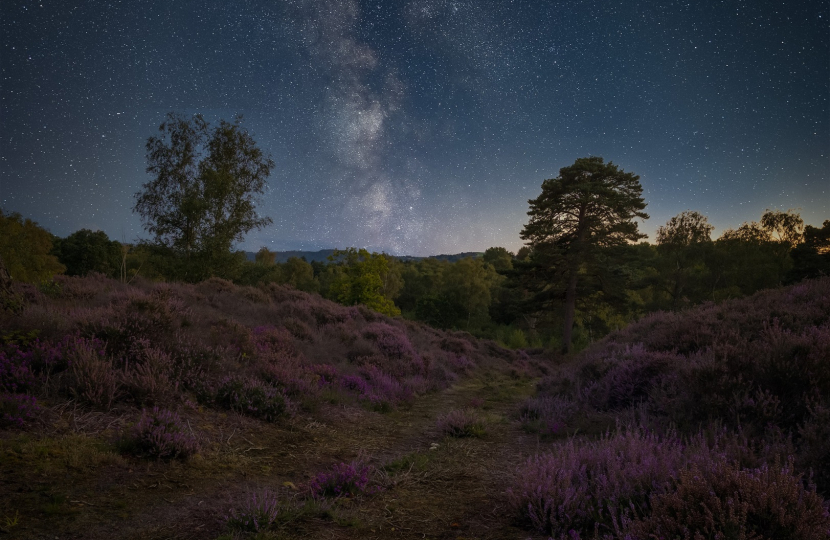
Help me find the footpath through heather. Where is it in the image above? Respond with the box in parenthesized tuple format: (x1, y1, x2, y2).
(3, 369, 549, 540)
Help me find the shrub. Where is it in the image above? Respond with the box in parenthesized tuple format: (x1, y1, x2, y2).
(282, 316, 314, 341)
(362, 322, 418, 359)
(252, 325, 295, 358)
(437, 408, 485, 438)
(257, 361, 319, 400)
(518, 395, 576, 435)
(798, 400, 830, 497)
(448, 353, 474, 373)
(0, 346, 36, 393)
(129, 407, 198, 459)
(225, 489, 281, 533)
(507, 428, 690, 536)
(310, 461, 371, 498)
(214, 376, 293, 421)
(68, 338, 120, 409)
(0, 392, 40, 429)
(627, 458, 830, 540)
(439, 336, 472, 355)
(123, 346, 173, 405)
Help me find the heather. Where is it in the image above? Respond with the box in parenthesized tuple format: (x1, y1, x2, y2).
(509, 278, 830, 537)
(2, 273, 828, 539)
(436, 408, 486, 438)
(125, 406, 199, 459)
(309, 461, 373, 498)
(0, 274, 521, 426)
(509, 428, 830, 539)
(0, 273, 544, 538)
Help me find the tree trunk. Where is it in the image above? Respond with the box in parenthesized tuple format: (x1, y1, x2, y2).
(562, 267, 578, 354)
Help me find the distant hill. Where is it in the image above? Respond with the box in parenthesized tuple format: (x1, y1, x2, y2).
(245, 249, 483, 263)
(245, 249, 337, 263)
(427, 252, 483, 262)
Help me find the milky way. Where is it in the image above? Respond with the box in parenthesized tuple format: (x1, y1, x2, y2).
(2, 0, 827, 256)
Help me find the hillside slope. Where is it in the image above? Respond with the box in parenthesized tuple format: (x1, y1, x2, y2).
(0, 274, 542, 539)
(510, 278, 830, 538)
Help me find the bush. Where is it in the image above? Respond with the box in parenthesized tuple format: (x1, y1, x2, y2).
(310, 461, 371, 498)
(437, 408, 485, 438)
(213, 376, 293, 421)
(0, 346, 36, 393)
(627, 458, 830, 540)
(123, 346, 173, 405)
(68, 338, 120, 409)
(508, 428, 689, 536)
(518, 395, 576, 436)
(225, 489, 281, 533)
(0, 392, 40, 429)
(363, 322, 418, 359)
(129, 407, 198, 459)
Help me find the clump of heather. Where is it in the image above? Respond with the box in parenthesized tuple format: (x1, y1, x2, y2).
(0, 346, 36, 393)
(362, 322, 419, 360)
(213, 376, 294, 421)
(129, 407, 198, 459)
(68, 337, 121, 409)
(122, 345, 175, 405)
(627, 458, 830, 539)
(437, 408, 486, 438)
(310, 461, 372, 498)
(0, 393, 40, 429)
(518, 395, 576, 436)
(532, 278, 830, 493)
(509, 426, 830, 538)
(508, 428, 693, 536)
(225, 489, 281, 533)
(337, 366, 414, 411)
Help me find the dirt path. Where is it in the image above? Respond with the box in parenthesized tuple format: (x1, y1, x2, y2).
(2, 371, 546, 540)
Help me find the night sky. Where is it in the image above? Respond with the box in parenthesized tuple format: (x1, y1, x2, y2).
(2, 0, 828, 256)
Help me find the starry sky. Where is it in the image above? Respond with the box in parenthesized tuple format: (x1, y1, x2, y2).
(2, 0, 828, 256)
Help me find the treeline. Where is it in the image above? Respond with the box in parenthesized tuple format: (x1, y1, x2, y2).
(1, 207, 828, 351)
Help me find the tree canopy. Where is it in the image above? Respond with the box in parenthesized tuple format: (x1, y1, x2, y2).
(0, 210, 65, 283)
(520, 157, 648, 353)
(52, 229, 122, 278)
(133, 112, 273, 280)
(654, 211, 714, 309)
(324, 248, 401, 317)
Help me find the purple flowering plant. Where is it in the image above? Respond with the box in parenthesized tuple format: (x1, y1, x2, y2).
(310, 461, 372, 498)
(129, 406, 199, 459)
(0, 393, 40, 429)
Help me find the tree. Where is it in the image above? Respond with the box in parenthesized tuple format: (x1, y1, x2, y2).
(133, 113, 273, 280)
(254, 247, 277, 266)
(656, 210, 714, 247)
(0, 210, 65, 283)
(281, 257, 318, 292)
(787, 220, 830, 283)
(654, 211, 714, 309)
(52, 229, 122, 277)
(483, 247, 514, 273)
(716, 209, 805, 290)
(761, 208, 804, 247)
(520, 157, 648, 353)
(324, 249, 401, 316)
(760, 209, 804, 285)
(441, 257, 500, 328)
